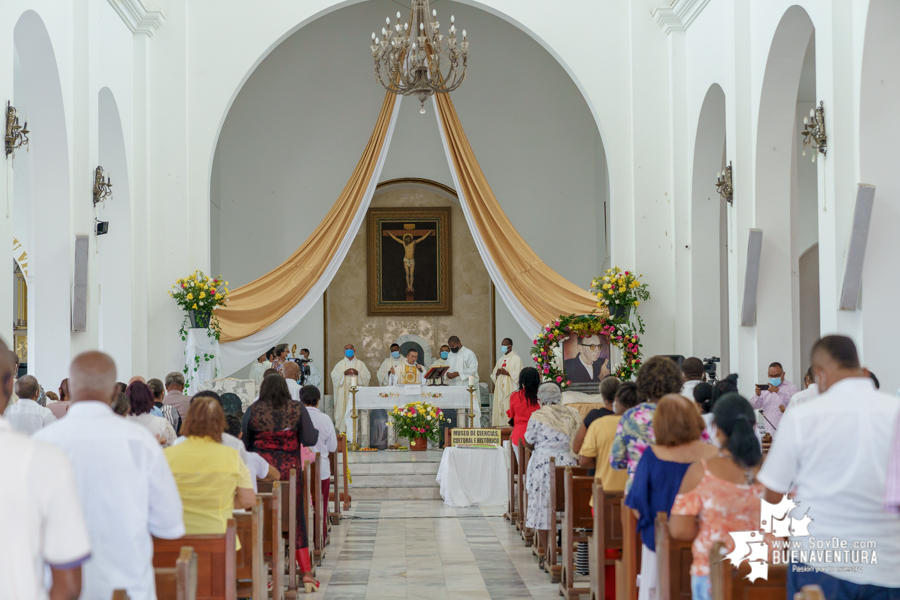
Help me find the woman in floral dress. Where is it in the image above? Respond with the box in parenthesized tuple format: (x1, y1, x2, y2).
(524, 382, 582, 565)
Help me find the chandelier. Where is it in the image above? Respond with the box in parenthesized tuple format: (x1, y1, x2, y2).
(370, 0, 469, 114)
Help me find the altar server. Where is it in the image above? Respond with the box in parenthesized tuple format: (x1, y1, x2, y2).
(249, 350, 272, 387)
(446, 336, 479, 387)
(330, 344, 371, 433)
(391, 349, 426, 386)
(491, 338, 523, 426)
(377, 343, 404, 387)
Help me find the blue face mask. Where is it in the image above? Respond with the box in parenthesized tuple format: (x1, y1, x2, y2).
(440, 351, 449, 360)
(500, 345, 509, 354)
(769, 377, 782, 387)
(345, 349, 355, 359)
(391, 351, 400, 359)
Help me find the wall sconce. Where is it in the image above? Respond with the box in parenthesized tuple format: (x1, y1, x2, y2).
(716, 161, 733, 204)
(801, 101, 827, 162)
(5, 101, 29, 158)
(92, 166, 113, 206)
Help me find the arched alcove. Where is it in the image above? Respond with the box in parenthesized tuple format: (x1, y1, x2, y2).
(859, 0, 900, 391)
(211, 1, 609, 376)
(13, 10, 72, 387)
(690, 84, 729, 371)
(97, 88, 133, 377)
(754, 6, 815, 382)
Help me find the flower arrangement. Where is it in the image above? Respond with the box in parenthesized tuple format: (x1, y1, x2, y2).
(170, 270, 230, 340)
(531, 314, 644, 388)
(591, 267, 650, 329)
(389, 401, 449, 446)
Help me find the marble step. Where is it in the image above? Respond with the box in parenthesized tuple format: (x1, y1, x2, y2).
(349, 473, 439, 488)
(350, 486, 444, 500)
(347, 461, 440, 476)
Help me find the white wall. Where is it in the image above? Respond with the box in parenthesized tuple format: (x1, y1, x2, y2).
(209, 1, 608, 375)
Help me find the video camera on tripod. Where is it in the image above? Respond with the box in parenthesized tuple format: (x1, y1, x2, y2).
(703, 356, 720, 383)
(289, 357, 313, 385)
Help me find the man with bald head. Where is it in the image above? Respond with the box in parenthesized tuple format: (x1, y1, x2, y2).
(0, 338, 91, 600)
(5, 374, 56, 434)
(35, 351, 185, 600)
(282, 360, 302, 401)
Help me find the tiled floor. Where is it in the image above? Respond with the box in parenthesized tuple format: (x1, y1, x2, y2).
(316, 500, 565, 599)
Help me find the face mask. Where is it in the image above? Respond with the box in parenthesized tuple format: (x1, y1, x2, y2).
(500, 345, 509, 354)
(769, 377, 782, 387)
(440, 351, 449, 360)
(345, 349, 355, 359)
(391, 351, 400, 359)
(450, 346, 460, 353)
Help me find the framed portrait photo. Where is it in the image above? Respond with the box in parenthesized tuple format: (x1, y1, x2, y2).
(562, 332, 611, 385)
(366, 207, 452, 316)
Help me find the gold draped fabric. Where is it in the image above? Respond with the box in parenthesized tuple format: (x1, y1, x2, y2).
(434, 93, 601, 325)
(217, 92, 398, 342)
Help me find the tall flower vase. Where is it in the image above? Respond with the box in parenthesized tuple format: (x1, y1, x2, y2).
(189, 309, 212, 329)
(609, 304, 631, 322)
(408, 436, 427, 452)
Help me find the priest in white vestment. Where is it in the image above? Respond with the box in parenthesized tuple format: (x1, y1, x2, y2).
(446, 336, 479, 387)
(490, 338, 523, 426)
(330, 344, 371, 433)
(249, 352, 272, 387)
(389, 349, 426, 386)
(427, 345, 451, 385)
(376, 343, 404, 386)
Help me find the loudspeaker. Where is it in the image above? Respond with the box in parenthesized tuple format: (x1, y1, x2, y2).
(72, 235, 89, 332)
(740, 229, 763, 327)
(839, 184, 876, 311)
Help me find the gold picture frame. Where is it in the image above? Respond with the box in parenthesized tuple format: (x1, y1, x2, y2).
(367, 207, 452, 316)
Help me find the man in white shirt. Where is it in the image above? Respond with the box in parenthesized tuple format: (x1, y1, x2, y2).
(35, 351, 186, 600)
(679, 357, 705, 401)
(785, 366, 818, 412)
(300, 384, 338, 538)
(249, 349, 273, 387)
(377, 343, 404, 386)
(283, 361, 302, 400)
(5, 374, 56, 434)
(758, 335, 900, 597)
(445, 335, 479, 387)
(0, 340, 91, 600)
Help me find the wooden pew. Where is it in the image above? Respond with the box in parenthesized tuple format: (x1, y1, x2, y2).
(153, 520, 237, 600)
(234, 500, 265, 600)
(155, 546, 198, 600)
(655, 513, 692, 600)
(615, 508, 641, 600)
(521, 445, 534, 545)
(257, 481, 284, 600)
(559, 468, 597, 600)
(507, 440, 519, 523)
(329, 431, 343, 525)
(709, 541, 788, 600)
(515, 443, 527, 532)
(311, 453, 326, 565)
(795, 586, 825, 600)
(587, 481, 624, 600)
(260, 469, 299, 597)
(112, 591, 130, 600)
(546, 459, 591, 582)
(340, 434, 351, 511)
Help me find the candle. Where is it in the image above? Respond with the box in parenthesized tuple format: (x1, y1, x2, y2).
(468, 375, 473, 387)
(350, 375, 357, 388)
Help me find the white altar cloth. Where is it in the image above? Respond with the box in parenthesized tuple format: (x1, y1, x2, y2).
(183, 328, 222, 395)
(436, 446, 509, 507)
(344, 385, 481, 445)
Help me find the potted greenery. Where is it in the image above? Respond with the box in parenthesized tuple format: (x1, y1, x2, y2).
(389, 401, 448, 451)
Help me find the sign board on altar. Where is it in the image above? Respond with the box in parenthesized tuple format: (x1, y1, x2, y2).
(451, 428, 501, 447)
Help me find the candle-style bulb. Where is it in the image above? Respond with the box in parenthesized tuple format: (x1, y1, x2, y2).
(397, 11, 401, 19)
(372, 32, 376, 39)
(450, 15, 455, 23)
(810, 108, 815, 118)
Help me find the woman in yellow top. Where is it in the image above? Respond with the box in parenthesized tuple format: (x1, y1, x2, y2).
(164, 397, 255, 547)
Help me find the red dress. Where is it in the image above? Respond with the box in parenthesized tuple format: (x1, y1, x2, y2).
(507, 389, 540, 447)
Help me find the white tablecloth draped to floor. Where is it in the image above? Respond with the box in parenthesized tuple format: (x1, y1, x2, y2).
(183, 328, 222, 395)
(436, 446, 509, 507)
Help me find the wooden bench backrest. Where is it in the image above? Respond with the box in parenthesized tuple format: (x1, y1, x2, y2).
(708, 541, 788, 600)
(619, 506, 641, 600)
(311, 453, 325, 562)
(153, 520, 236, 600)
(330, 432, 343, 522)
(559, 468, 596, 599)
(655, 512, 693, 600)
(155, 546, 198, 600)
(257, 482, 283, 600)
(588, 481, 624, 600)
(234, 500, 264, 599)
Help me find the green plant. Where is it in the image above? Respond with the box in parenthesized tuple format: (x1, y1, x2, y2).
(389, 401, 449, 446)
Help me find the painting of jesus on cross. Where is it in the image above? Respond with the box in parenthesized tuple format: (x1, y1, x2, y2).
(367, 207, 452, 316)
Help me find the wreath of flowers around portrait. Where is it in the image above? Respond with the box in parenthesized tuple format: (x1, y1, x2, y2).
(531, 313, 643, 390)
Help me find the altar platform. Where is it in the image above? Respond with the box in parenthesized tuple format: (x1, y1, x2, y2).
(347, 449, 444, 501)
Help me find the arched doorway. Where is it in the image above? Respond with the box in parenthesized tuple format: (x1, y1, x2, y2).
(859, 0, 900, 391)
(754, 6, 816, 383)
(97, 88, 133, 377)
(690, 84, 729, 372)
(13, 10, 72, 387)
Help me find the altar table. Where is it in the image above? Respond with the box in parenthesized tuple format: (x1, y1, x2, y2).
(436, 445, 509, 507)
(344, 385, 481, 448)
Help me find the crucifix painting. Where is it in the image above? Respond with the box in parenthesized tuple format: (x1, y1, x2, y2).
(367, 207, 452, 315)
